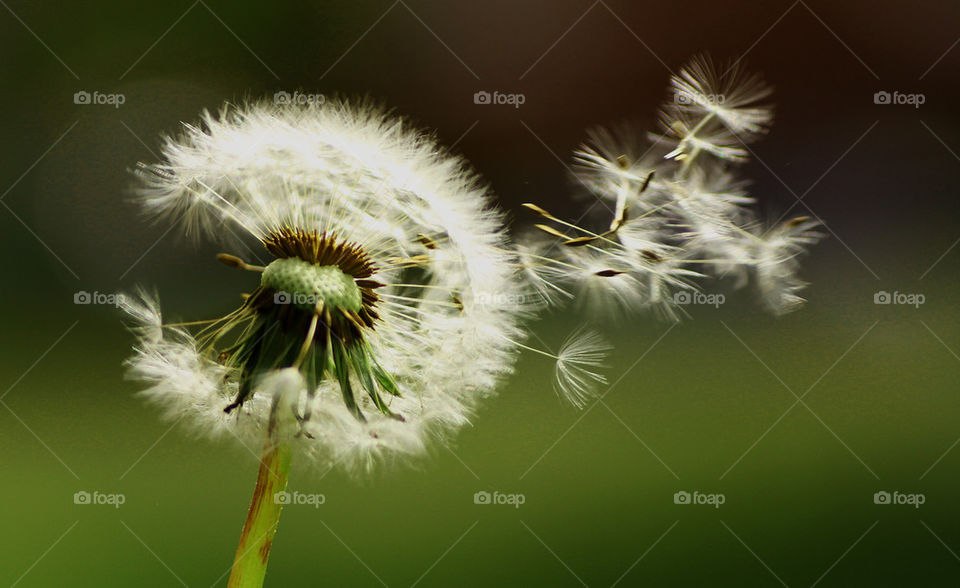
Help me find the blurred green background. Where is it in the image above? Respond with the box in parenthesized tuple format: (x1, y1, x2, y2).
(1, 1, 959, 586)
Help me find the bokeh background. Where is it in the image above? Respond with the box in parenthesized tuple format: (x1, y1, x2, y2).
(1, 1, 959, 586)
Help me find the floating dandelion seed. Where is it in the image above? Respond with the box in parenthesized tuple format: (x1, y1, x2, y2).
(669, 54, 774, 136)
(751, 215, 824, 314)
(519, 55, 824, 320)
(554, 329, 612, 408)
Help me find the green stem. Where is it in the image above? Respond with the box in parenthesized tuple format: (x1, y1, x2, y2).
(227, 436, 293, 587)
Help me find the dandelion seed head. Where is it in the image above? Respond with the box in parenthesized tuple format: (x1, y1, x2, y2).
(125, 99, 524, 474)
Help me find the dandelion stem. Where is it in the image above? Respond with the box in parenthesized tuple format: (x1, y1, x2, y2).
(228, 392, 296, 587)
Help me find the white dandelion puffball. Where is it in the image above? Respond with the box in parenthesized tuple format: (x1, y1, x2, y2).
(123, 99, 526, 473)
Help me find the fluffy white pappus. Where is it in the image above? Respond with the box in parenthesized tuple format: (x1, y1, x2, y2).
(117, 287, 163, 345)
(126, 99, 527, 475)
(654, 57, 773, 166)
(554, 328, 612, 408)
(573, 126, 667, 200)
(572, 127, 673, 242)
(122, 294, 266, 445)
(750, 217, 825, 315)
(517, 55, 823, 323)
(756, 262, 807, 315)
(669, 210, 755, 278)
(559, 246, 648, 319)
(614, 215, 670, 255)
(538, 233, 700, 321)
(632, 255, 703, 322)
(668, 166, 754, 224)
(657, 114, 751, 163)
(515, 232, 574, 308)
(668, 54, 773, 136)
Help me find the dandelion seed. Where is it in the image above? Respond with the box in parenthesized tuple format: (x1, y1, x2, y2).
(555, 329, 611, 408)
(669, 54, 774, 135)
(751, 216, 825, 315)
(515, 234, 572, 307)
(656, 55, 773, 166)
(659, 114, 751, 163)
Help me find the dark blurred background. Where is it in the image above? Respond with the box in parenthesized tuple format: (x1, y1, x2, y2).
(1, 1, 959, 586)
